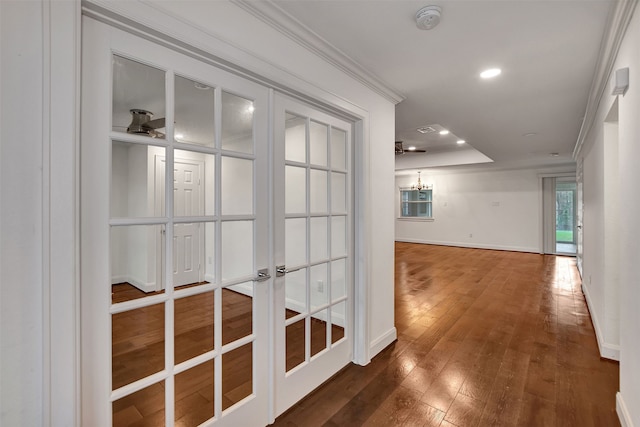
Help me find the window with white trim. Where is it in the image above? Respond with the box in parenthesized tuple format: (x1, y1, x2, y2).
(400, 187, 433, 218)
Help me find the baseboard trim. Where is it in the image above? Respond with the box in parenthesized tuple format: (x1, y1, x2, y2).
(369, 327, 397, 359)
(617, 392, 634, 427)
(394, 238, 539, 254)
(581, 283, 620, 361)
(111, 276, 156, 293)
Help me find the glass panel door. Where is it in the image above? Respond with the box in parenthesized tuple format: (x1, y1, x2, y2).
(81, 17, 269, 427)
(273, 95, 354, 416)
(556, 180, 577, 254)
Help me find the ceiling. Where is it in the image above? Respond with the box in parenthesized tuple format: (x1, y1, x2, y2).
(272, 0, 615, 170)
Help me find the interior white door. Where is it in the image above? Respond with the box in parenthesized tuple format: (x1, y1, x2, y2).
(273, 94, 354, 417)
(81, 17, 270, 427)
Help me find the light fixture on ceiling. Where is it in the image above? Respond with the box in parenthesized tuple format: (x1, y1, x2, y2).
(480, 68, 502, 79)
(523, 132, 537, 137)
(457, 140, 465, 144)
(439, 129, 450, 135)
(415, 6, 442, 30)
(408, 146, 417, 151)
(417, 126, 436, 134)
(550, 152, 560, 157)
(411, 171, 425, 190)
(127, 109, 165, 138)
(175, 133, 184, 140)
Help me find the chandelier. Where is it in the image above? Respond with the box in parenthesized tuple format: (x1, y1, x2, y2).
(411, 171, 425, 190)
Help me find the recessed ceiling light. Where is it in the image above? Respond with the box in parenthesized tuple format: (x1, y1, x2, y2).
(417, 126, 436, 134)
(175, 133, 184, 140)
(550, 152, 560, 157)
(523, 132, 537, 137)
(407, 146, 417, 151)
(457, 140, 465, 144)
(480, 68, 502, 79)
(247, 105, 255, 113)
(439, 130, 449, 135)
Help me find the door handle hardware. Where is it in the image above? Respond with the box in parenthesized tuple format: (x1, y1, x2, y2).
(253, 268, 271, 282)
(276, 265, 302, 277)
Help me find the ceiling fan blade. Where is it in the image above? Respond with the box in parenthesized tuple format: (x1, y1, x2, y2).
(145, 117, 166, 129)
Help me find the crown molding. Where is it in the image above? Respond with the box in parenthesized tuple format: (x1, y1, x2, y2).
(231, 0, 405, 105)
(573, 0, 638, 159)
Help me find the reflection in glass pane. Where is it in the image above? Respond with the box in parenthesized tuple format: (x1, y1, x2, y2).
(285, 166, 306, 214)
(221, 92, 254, 154)
(310, 217, 328, 262)
(222, 343, 253, 410)
(310, 263, 328, 311)
(175, 291, 214, 364)
(222, 283, 253, 345)
(221, 221, 253, 281)
(331, 216, 347, 258)
(175, 75, 215, 147)
(173, 223, 203, 288)
(285, 113, 306, 163)
(331, 259, 346, 301)
(174, 150, 215, 217)
(286, 319, 305, 372)
(331, 127, 347, 170)
(112, 55, 166, 137)
(110, 225, 164, 304)
(221, 156, 253, 215)
(311, 310, 328, 357)
(285, 269, 306, 319)
(331, 172, 347, 213)
(310, 169, 328, 213)
(111, 142, 165, 218)
(112, 381, 165, 427)
(175, 360, 214, 426)
(285, 218, 307, 268)
(112, 303, 165, 389)
(331, 302, 346, 345)
(309, 121, 328, 166)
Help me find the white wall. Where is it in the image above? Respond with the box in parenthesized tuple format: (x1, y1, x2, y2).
(395, 167, 574, 253)
(0, 2, 45, 425)
(580, 6, 640, 425)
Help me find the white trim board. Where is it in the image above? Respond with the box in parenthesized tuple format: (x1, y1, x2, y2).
(369, 327, 397, 360)
(617, 392, 634, 427)
(395, 238, 540, 254)
(581, 283, 620, 361)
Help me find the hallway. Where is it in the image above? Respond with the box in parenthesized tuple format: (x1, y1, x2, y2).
(273, 243, 619, 426)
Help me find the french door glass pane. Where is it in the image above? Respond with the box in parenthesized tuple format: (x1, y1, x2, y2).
(112, 303, 165, 389)
(285, 166, 306, 214)
(221, 156, 253, 215)
(221, 91, 254, 154)
(174, 150, 215, 217)
(310, 169, 328, 213)
(222, 343, 253, 410)
(221, 221, 253, 281)
(175, 291, 214, 364)
(112, 381, 165, 427)
(285, 113, 306, 163)
(110, 225, 164, 304)
(112, 55, 166, 137)
(330, 128, 347, 170)
(310, 310, 328, 357)
(222, 283, 253, 345)
(286, 319, 305, 372)
(170, 222, 215, 290)
(175, 360, 214, 426)
(309, 217, 328, 262)
(309, 121, 328, 166)
(285, 269, 306, 318)
(331, 302, 346, 344)
(174, 75, 215, 147)
(285, 218, 307, 268)
(111, 142, 165, 218)
(331, 172, 346, 213)
(331, 259, 346, 301)
(331, 216, 347, 257)
(310, 263, 328, 311)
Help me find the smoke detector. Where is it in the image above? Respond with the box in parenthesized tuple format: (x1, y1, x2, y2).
(416, 6, 442, 30)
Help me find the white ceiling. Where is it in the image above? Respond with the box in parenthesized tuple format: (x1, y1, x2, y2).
(272, 0, 615, 170)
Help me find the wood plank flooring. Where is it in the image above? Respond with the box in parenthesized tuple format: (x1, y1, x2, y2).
(272, 243, 620, 427)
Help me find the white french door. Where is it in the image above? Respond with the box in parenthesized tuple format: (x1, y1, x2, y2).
(81, 16, 355, 427)
(273, 95, 353, 417)
(81, 17, 270, 426)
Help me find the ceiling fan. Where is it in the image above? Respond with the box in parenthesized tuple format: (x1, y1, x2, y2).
(126, 109, 166, 138)
(395, 141, 426, 155)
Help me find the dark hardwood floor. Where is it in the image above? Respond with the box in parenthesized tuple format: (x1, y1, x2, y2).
(273, 243, 620, 427)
